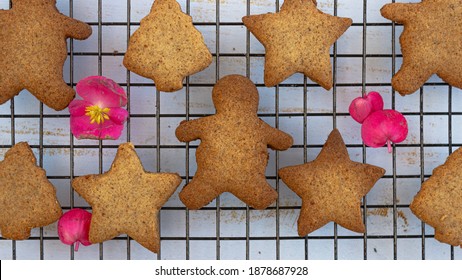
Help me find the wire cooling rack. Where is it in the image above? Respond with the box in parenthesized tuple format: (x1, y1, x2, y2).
(1, 0, 462, 260)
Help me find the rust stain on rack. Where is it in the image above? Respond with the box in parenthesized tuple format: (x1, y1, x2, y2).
(1, 128, 68, 137)
(397, 211, 409, 227)
(367, 208, 388, 217)
(367, 208, 409, 227)
(198, 208, 298, 226)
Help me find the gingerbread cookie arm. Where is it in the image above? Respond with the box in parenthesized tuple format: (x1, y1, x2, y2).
(392, 63, 434, 95)
(60, 15, 92, 40)
(175, 118, 206, 142)
(260, 121, 293, 151)
(381, 3, 419, 24)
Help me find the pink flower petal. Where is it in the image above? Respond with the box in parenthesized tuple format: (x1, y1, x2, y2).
(69, 99, 93, 117)
(349, 91, 384, 124)
(361, 109, 408, 152)
(71, 115, 125, 140)
(99, 120, 125, 140)
(107, 107, 129, 125)
(349, 97, 372, 124)
(76, 76, 127, 108)
(367, 91, 384, 113)
(70, 115, 101, 140)
(57, 209, 92, 251)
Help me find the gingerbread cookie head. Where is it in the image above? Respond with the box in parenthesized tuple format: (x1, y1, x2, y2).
(381, 0, 462, 95)
(176, 75, 293, 210)
(0, 142, 62, 240)
(242, 0, 352, 89)
(410, 147, 462, 247)
(212, 75, 259, 114)
(0, 0, 92, 111)
(123, 0, 212, 92)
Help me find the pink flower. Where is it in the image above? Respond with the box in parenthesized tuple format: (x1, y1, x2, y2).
(349, 91, 408, 153)
(69, 76, 128, 140)
(349, 91, 384, 124)
(361, 109, 408, 153)
(57, 208, 92, 251)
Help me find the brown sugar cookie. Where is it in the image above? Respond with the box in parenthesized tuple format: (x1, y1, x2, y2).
(0, 0, 92, 111)
(410, 147, 462, 247)
(242, 0, 352, 89)
(71, 142, 182, 253)
(381, 0, 462, 95)
(175, 75, 293, 210)
(123, 0, 212, 92)
(0, 142, 62, 240)
(278, 129, 385, 236)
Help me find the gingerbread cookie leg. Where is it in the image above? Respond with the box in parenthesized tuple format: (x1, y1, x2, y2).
(392, 62, 433, 95)
(438, 66, 462, 90)
(0, 75, 21, 105)
(179, 177, 222, 209)
(26, 76, 75, 111)
(232, 181, 278, 210)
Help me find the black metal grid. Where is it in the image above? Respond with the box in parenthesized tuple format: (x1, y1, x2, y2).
(0, 0, 461, 260)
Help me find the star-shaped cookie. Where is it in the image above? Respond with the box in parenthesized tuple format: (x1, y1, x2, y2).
(381, 0, 462, 95)
(278, 129, 385, 236)
(0, 142, 62, 240)
(71, 143, 182, 253)
(410, 147, 462, 247)
(123, 0, 212, 92)
(242, 0, 352, 89)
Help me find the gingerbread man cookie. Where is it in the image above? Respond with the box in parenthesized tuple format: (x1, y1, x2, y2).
(0, 0, 92, 110)
(175, 75, 293, 210)
(381, 0, 462, 95)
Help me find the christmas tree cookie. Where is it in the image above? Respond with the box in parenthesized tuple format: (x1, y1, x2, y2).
(0, 142, 62, 240)
(123, 0, 212, 92)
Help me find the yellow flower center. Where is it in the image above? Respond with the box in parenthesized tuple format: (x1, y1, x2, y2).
(85, 105, 110, 124)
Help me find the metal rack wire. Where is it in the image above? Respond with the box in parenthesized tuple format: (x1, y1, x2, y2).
(1, 0, 461, 260)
